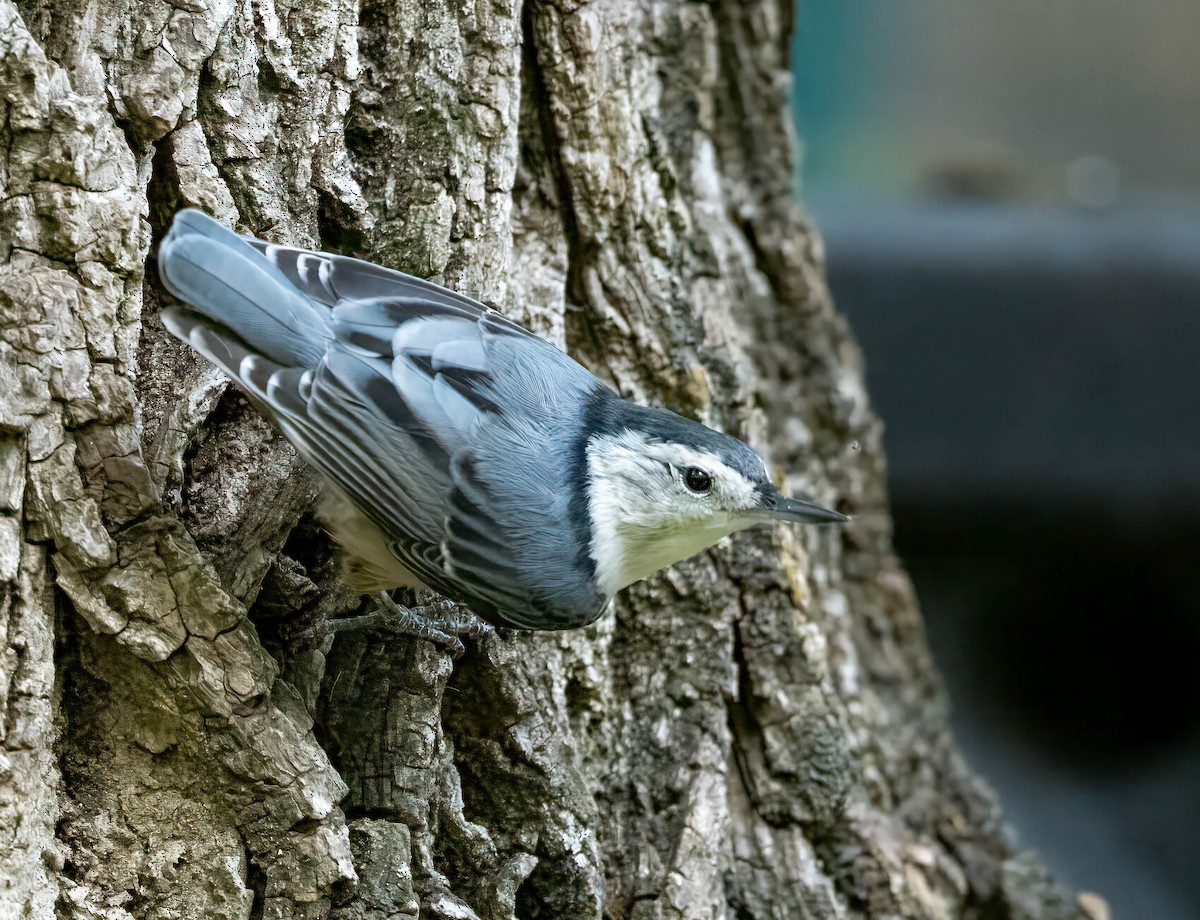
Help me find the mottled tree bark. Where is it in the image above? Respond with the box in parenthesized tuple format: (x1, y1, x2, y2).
(0, 0, 1092, 917)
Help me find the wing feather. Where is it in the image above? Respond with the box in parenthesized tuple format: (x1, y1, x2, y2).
(246, 237, 492, 315)
(436, 453, 562, 629)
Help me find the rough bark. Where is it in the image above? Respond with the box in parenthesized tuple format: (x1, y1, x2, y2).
(0, 0, 1092, 917)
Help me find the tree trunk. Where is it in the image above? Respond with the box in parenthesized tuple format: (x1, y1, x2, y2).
(0, 0, 1090, 917)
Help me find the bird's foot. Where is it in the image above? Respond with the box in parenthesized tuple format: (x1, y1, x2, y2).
(315, 593, 493, 657)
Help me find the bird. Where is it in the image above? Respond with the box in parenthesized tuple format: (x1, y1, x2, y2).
(157, 209, 848, 652)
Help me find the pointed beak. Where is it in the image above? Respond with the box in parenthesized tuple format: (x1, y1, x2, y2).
(752, 487, 850, 525)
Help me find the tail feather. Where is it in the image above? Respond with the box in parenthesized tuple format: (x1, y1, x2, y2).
(157, 209, 331, 368)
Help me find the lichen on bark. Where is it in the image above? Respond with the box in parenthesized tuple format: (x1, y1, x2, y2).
(0, 0, 1090, 917)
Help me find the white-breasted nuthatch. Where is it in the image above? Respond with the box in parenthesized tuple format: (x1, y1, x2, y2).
(158, 209, 847, 649)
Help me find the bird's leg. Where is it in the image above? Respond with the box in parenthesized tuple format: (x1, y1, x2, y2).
(313, 592, 493, 657)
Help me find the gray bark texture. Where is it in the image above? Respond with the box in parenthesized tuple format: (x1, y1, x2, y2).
(0, 0, 1096, 917)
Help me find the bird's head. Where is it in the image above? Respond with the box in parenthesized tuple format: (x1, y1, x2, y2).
(584, 405, 847, 596)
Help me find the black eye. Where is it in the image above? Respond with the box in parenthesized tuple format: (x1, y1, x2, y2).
(684, 467, 711, 493)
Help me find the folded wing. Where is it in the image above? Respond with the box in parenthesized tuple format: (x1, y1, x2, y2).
(160, 210, 608, 628)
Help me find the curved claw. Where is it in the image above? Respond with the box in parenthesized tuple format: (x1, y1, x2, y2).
(311, 592, 493, 658)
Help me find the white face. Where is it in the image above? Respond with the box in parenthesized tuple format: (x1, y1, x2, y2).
(585, 429, 770, 595)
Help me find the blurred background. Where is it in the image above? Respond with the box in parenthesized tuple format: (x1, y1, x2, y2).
(791, 2, 1200, 917)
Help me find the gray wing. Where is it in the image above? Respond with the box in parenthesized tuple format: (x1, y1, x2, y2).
(164, 215, 607, 628)
(318, 294, 609, 629)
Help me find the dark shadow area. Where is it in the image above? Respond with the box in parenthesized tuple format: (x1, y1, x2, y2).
(819, 203, 1200, 919)
(896, 501, 1200, 775)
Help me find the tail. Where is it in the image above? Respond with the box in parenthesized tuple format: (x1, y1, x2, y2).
(157, 209, 332, 370)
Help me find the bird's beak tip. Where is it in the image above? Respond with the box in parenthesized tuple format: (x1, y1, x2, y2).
(757, 491, 850, 525)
